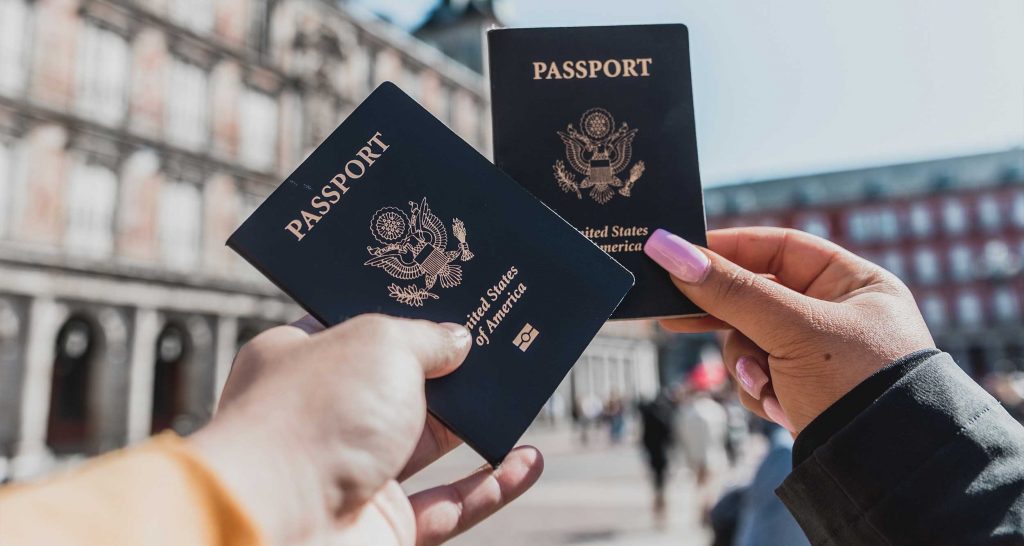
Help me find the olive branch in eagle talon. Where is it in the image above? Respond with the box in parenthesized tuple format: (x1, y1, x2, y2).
(554, 108, 645, 204)
(364, 197, 473, 307)
(386, 283, 439, 307)
(553, 160, 582, 199)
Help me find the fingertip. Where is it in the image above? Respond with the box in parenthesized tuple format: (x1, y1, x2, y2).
(644, 228, 712, 284)
(424, 322, 471, 379)
(762, 395, 795, 433)
(494, 446, 544, 496)
(504, 445, 544, 474)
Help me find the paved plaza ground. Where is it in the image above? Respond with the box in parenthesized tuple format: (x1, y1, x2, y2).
(403, 425, 761, 546)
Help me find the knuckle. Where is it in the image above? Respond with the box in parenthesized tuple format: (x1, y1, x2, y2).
(714, 267, 756, 304)
(346, 313, 399, 340)
(237, 330, 274, 362)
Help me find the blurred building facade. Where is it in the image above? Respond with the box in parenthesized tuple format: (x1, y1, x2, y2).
(0, 0, 490, 481)
(1, 0, 1017, 484)
(706, 149, 1024, 376)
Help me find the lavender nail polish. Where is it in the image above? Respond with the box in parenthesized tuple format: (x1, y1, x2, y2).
(643, 229, 711, 283)
(736, 356, 769, 400)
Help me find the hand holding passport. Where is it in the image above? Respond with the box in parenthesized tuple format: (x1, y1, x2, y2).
(228, 25, 705, 466)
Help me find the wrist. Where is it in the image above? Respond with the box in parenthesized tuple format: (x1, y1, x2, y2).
(791, 348, 940, 464)
(188, 411, 325, 545)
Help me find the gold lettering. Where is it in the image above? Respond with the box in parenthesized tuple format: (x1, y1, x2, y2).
(311, 195, 330, 214)
(321, 185, 342, 204)
(530, 58, 652, 80)
(301, 210, 321, 230)
(532, 61, 546, 80)
(637, 58, 653, 76)
(285, 220, 305, 241)
(623, 59, 638, 77)
(331, 175, 350, 193)
(344, 159, 366, 179)
(356, 146, 380, 166)
(562, 60, 576, 79)
(368, 131, 389, 151)
(603, 59, 622, 77)
(284, 131, 390, 242)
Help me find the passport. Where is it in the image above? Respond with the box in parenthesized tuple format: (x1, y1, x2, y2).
(488, 24, 707, 319)
(227, 82, 634, 466)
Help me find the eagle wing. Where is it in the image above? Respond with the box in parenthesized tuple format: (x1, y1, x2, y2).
(417, 198, 449, 249)
(609, 128, 638, 174)
(363, 255, 421, 280)
(557, 131, 590, 174)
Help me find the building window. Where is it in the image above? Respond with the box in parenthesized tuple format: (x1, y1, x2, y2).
(0, 0, 31, 93)
(65, 161, 117, 258)
(977, 196, 1002, 231)
(166, 59, 209, 149)
(847, 212, 868, 242)
(956, 290, 983, 326)
(983, 240, 1013, 277)
(909, 203, 933, 238)
(914, 248, 941, 285)
(920, 294, 946, 329)
(158, 179, 202, 269)
(993, 287, 1020, 322)
(881, 250, 906, 280)
(75, 23, 130, 124)
(942, 198, 968, 235)
(169, 0, 214, 33)
(1012, 191, 1024, 228)
(878, 208, 899, 241)
(948, 244, 973, 282)
(239, 89, 278, 172)
(797, 213, 830, 239)
(847, 208, 898, 243)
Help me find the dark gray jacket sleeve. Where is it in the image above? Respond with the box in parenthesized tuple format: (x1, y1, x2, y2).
(776, 351, 1024, 545)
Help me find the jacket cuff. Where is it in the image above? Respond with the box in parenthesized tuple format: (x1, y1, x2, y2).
(776, 352, 998, 543)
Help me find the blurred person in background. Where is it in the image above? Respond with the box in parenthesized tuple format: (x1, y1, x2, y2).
(710, 422, 809, 546)
(718, 386, 751, 467)
(645, 226, 1024, 544)
(638, 387, 676, 525)
(603, 391, 626, 444)
(676, 360, 729, 525)
(575, 392, 604, 446)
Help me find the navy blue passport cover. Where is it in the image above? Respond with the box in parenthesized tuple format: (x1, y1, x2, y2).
(488, 24, 708, 319)
(227, 83, 633, 466)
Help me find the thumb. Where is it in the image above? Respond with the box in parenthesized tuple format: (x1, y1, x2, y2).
(332, 315, 473, 378)
(644, 229, 817, 351)
(398, 319, 474, 379)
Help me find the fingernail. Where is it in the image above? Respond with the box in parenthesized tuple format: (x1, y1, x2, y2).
(441, 322, 471, 347)
(762, 396, 795, 432)
(644, 229, 711, 283)
(735, 356, 769, 400)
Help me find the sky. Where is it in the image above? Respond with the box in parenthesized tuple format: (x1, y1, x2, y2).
(355, 0, 1024, 186)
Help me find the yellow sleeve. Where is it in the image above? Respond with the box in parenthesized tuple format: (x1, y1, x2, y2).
(0, 432, 266, 546)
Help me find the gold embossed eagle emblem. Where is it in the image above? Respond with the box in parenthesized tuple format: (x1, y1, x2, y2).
(365, 197, 473, 307)
(554, 108, 646, 204)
